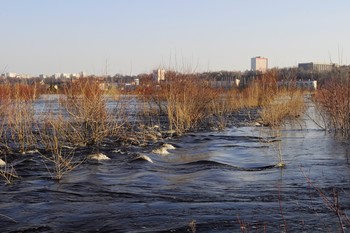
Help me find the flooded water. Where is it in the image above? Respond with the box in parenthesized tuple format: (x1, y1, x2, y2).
(1, 100, 350, 232)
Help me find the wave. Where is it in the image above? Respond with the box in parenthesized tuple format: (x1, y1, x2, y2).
(178, 159, 279, 171)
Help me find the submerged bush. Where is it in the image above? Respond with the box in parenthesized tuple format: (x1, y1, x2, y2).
(56, 78, 125, 146)
(314, 74, 350, 136)
(0, 84, 37, 153)
(140, 69, 306, 133)
(162, 72, 219, 134)
(259, 89, 305, 127)
(0, 71, 308, 182)
(248, 70, 305, 127)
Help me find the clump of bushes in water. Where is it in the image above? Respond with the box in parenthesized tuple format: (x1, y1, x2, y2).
(57, 78, 125, 146)
(313, 70, 350, 136)
(150, 72, 220, 134)
(140, 69, 306, 134)
(0, 79, 126, 182)
(0, 83, 38, 153)
(253, 70, 305, 127)
(0, 72, 306, 183)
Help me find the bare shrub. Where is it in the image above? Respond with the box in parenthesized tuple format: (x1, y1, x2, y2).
(3, 84, 37, 153)
(59, 78, 125, 146)
(245, 70, 305, 127)
(208, 88, 242, 129)
(314, 74, 350, 136)
(139, 69, 305, 133)
(232, 70, 279, 111)
(161, 72, 218, 134)
(0, 106, 9, 150)
(259, 89, 305, 127)
(0, 162, 18, 184)
(39, 123, 82, 181)
(239, 82, 261, 108)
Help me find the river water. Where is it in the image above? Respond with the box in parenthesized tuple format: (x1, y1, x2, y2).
(1, 99, 350, 232)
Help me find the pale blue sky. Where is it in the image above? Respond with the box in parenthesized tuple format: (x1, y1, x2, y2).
(1, 0, 350, 76)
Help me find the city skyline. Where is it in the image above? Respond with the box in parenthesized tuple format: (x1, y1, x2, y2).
(1, 0, 350, 76)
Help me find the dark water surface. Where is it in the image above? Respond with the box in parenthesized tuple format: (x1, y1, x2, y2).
(1, 102, 350, 232)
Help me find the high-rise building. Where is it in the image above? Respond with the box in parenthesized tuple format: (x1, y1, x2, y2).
(153, 69, 165, 83)
(251, 56, 268, 73)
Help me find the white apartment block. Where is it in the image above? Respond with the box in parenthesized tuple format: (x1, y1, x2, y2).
(54, 73, 61, 79)
(5, 72, 31, 78)
(251, 56, 268, 73)
(6, 72, 17, 78)
(153, 69, 165, 83)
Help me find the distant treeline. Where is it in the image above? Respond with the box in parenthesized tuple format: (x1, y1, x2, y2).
(1, 66, 349, 88)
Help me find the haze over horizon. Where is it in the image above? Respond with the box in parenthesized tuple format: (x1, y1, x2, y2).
(1, 0, 350, 76)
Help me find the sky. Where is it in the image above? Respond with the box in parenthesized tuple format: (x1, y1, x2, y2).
(1, 0, 350, 76)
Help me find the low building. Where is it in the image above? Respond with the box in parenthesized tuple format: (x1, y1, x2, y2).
(298, 62, 338, 72)
(278, 80, 317, 90)
(17, 74, 31, 79)
(53, 73, 61, 79)
(6, 72, 17, 78)
(61, 73, 71, 79)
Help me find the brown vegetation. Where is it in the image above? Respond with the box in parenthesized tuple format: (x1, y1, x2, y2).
(0, 71, 307, 183)
(60, 78, 111, 146)
(247, 70, 304, 127)
(139, 69, 305, 134)
(0, 78, 128, 182)
(259, 89, 305, 127)
(161, 72, 219, 134)
(0, 83, 37, 101)
(313, 73, 350, 136)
